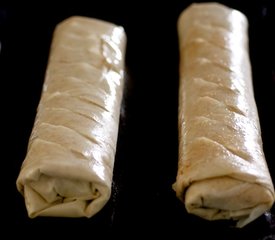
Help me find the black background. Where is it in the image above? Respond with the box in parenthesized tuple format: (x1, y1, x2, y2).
(1, 0, 275, 238)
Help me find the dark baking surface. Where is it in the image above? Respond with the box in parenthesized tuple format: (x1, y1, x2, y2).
(2, 0, 275, 238)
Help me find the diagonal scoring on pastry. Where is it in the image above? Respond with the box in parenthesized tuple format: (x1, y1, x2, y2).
(16, 16, 126, 218)
(173, 3, 275, 227)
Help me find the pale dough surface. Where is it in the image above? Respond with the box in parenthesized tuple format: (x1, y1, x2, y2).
(16, 16, 126, 218)
(173, 3, 275, 227)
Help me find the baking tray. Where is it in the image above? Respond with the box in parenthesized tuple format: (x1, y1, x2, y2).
(2, 0, 275, 238)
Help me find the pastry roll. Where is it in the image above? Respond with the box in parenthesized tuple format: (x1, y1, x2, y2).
(173, 3, 275, 227)
(16, 16, 126, 218)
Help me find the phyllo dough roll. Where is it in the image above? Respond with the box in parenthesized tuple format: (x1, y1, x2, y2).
(173, 3, 275, 227)
(16, 16, 126, 218)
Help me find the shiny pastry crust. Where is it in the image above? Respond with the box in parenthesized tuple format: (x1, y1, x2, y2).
(173, 3, 275, 227)
(16, 16, 126, 218)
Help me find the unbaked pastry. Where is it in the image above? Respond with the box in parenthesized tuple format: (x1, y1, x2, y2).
(173, 3, 275, 227)
(16, 16, 126, 218)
